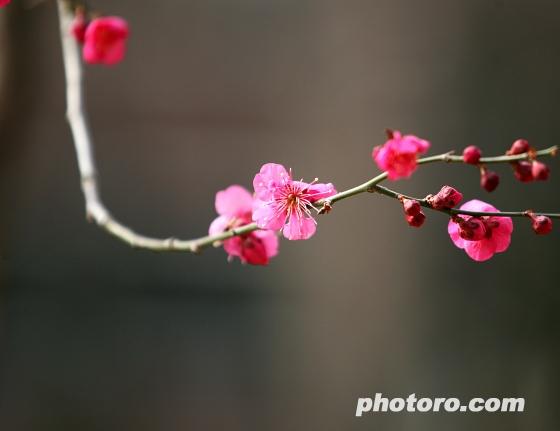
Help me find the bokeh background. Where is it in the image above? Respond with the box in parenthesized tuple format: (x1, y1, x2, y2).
(1, 0, 560, 429)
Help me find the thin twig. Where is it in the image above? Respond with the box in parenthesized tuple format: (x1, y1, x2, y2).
(314, 146, 558, 213)
(373, 185, 560, 219)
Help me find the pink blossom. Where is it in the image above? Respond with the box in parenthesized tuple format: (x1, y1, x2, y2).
(252, 163, 337, 240)
(83, 17, 129, 66)
(372, 131, 430, 180)
(209, 185, 278, 265)
(0, 0, 10, 7)
(447, 199, 513, 261)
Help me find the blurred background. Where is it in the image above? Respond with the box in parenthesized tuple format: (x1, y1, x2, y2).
(1, 0, 560, 429)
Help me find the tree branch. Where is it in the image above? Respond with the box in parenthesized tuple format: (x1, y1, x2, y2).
(372, 184, 560, 219)
(57, 0, 258, 253)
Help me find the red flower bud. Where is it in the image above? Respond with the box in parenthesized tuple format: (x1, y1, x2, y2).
(402, 199, 421, 216)
(437, 185, 463, 208)
(71, 8, 88, 44)
(480, 167, 500, 192)
(513, 161, 534, 183)
(532, 215, 552, 235)
(462, 145, 482, 165)
(531, 161, 550, 181)
(508, 139, 530, 155)
(406, 212, 426, 227)
(426, 194, 445, 210)
(458, 217, 486, 241)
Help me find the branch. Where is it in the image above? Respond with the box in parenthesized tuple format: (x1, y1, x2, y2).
(314, 146, 558, 213)
(372, 184, 560, 219)
(57, 0, 263, 253)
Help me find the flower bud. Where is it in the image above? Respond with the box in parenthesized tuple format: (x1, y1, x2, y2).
(532, 215, 552, 235)
(508, 139, 530, 155)
(458, 217, 486, 241)
(513, 161, 534, 182)
(462, 145, 482, 165)
(71, 8, 88, 44)
(437, 185, 463, 208)
(531, 161, 550, 181)
(426, 194, 445, 210)
(406, 212, 426, 227)
(402, 199, 421, 216)
(480, 167, 500, 192)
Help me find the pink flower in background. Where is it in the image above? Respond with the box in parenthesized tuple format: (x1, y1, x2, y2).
(372, 131, 430, 180)
(83, 17, 129, 66)
(0, 0, 11, 7)
(209, 185, 278, 265)
(252, 163, 337, 240)
(447, 199, 513, 261)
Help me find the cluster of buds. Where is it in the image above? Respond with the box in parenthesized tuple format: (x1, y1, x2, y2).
(508, 140, 550, 183)
(71, 7, 130, 66)
(462, 145, 502, 193)
(401, 198, 425, 227)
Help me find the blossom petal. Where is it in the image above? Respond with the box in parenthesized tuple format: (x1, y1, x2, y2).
(283, 213, 316, 240)
(459, 199, 498, 213)
(252, 203, 285, 231)
(215, 185, 253, 218)
(447, 220, 465, 249)
(253, 229, 279, 259)
(299, 182, 338, 202)
(253, 163, 289, 202)
(209, 215, 229, 235)
(223, 237, 243, 259)
(100, 41, 126, 66)
(491, 216, 513, 252)
(464, 237, 498, 262)
(240, 237, 269, 265)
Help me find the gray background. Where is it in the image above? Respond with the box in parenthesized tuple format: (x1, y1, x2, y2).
(1, 0, 560, 429)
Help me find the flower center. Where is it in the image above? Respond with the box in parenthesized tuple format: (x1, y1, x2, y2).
(286, 193, 297, 206)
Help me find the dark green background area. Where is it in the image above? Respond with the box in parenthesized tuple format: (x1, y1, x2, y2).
(1, 1, 560, 429)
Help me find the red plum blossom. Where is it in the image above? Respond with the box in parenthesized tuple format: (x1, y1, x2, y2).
(0, 0, 10, 7)
(252, 163, 337, 240)
(448, 200, 513, 261)
(83, 17, 129, 66)
(209, 185, 278, 265)
(372, 131, 430, 180)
